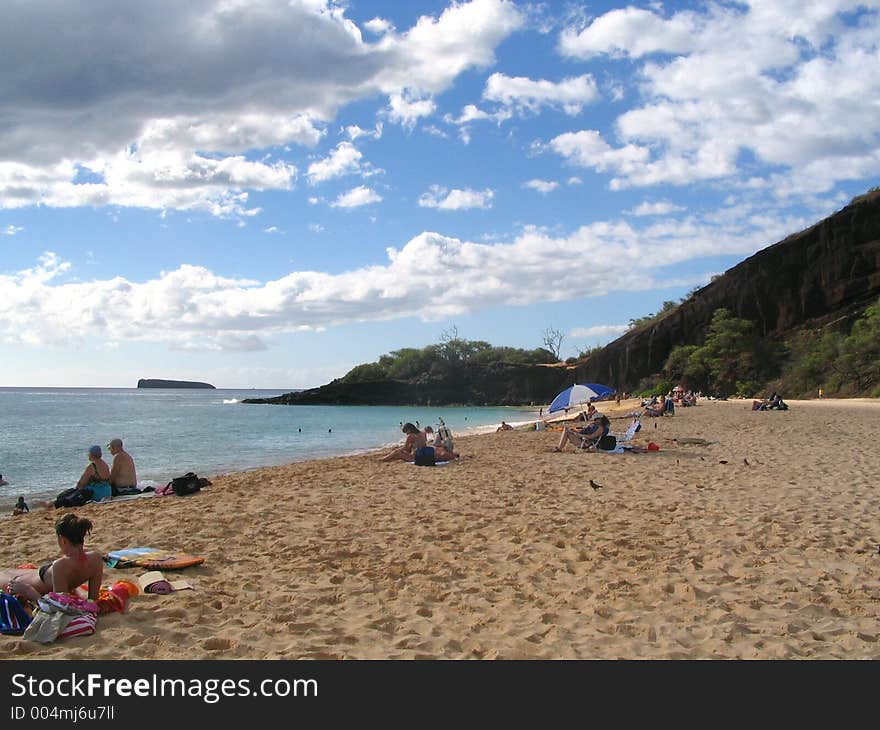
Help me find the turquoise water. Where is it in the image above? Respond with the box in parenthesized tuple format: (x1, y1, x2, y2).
(0, 388, 538, 506)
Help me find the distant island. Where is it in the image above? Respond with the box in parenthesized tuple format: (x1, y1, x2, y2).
(137, 379, 216, 389)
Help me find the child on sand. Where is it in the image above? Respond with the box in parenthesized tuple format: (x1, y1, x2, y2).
(12, 496, 29, 516)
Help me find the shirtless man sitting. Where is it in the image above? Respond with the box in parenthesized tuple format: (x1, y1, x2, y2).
(107, 438, 137, 495)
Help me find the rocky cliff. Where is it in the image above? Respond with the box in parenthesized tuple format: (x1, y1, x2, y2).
(137, 378, 216, 389)
(574, 191, 880, 391)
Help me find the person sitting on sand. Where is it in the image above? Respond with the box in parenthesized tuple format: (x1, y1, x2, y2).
(381, 423, 426, 462)
(643, 397, 665, 417)
(552, 415, 609, 452)
(43, 445, 113, 509)
(12, 496, 29, 516)
(107, 438, 137, 495)
(767, 392, 788, 410)
(73, 445, 112, 501)
(496, 421, 513, 432)
(0, 514, 103, 604)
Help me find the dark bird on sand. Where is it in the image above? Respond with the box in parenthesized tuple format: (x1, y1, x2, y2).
(589, 479, 604, 490)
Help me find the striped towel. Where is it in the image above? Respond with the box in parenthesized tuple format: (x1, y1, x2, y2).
(59, 612, 97, 639)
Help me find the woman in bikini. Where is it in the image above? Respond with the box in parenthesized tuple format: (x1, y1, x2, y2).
(381, 422, 427, 462)
(0, 514, 104, 603)
(75, 445, 113, 501)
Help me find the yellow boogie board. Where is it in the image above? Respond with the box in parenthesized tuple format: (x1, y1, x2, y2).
(107, 547, 204, 570)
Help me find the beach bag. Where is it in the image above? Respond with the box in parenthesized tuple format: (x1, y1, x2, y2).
(414, 446, 436, 467)
(597, 434, 617, 451)
(0, 592, 32, 635)
(169, 472, 202, 496)
(54, 487, 93, 509)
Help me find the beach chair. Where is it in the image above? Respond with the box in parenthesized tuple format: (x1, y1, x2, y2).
(616, 418, 641, 444)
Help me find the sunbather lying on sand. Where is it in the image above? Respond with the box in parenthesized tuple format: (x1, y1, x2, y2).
(0, 514, 103, 603)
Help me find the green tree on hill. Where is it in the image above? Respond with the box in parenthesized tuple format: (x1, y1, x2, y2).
(341, 335, 557, 384)
(837, 297, 880, 391)
(665, 309, 786, 396)
(783, 296, 880, 396)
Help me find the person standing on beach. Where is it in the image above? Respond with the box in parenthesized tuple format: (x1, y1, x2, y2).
(107, 438, 137, 495)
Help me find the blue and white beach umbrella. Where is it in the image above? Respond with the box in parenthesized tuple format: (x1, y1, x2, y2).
(548, 383, 615, 414)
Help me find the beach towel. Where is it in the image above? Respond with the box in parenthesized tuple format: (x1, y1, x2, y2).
(58, 613, 96, 639)
(107, 547, 205, 570)
(0, 592, 32, 635)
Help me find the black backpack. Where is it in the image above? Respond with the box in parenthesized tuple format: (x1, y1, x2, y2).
(168, 472, 205, 496)
(413, 446, 436, 467)
(54, 486, 93, 509)
(597, 434, 617, 451)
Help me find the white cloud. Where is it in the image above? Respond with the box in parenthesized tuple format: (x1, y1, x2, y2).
(523, 179, 559, 194)
(450, 104, 494, 124)
(308, 223, 325, 233)
(307, 142, 366, 184)
(330, 186, 382, 208)
(3, 225, 24, 236)
(344, 123, 383, 141)
(559, 7, 701, 59)
(364, 17, 394, 35)
(570, 324, 629, 340)
(385, 93, 437, 127)
(483, 72, 599, 115)
(263, 226, 283, 234)
(567, 176, 582, 186)
(374, 0, 524, 96)
(418, 185, 494, 210)
(0, 202, 820, 348)
(548, 130, 651, 186)
(552, 2, 880, 193)
(0, 0, 522, 214)
(629, 201, 686, 216)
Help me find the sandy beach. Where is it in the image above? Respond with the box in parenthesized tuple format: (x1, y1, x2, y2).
(2, 398, 879, 660)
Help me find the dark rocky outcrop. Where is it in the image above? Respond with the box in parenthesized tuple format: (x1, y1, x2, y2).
(137, 378, 216, 389)
(242, 363, 570, 406)
(572, 190, 880, 391)
(245, 190, 880, 405)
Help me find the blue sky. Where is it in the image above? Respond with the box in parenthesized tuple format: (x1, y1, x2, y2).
(2, 0, 879, 388)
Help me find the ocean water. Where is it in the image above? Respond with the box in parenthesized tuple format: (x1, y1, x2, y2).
(0, 388, 538, 507)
